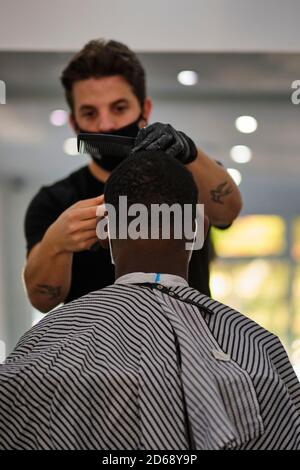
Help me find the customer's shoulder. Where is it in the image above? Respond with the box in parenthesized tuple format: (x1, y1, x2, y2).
(171, 285, 278, 339)
(40, 284, 159, 325)
(62, 284, 154, 310)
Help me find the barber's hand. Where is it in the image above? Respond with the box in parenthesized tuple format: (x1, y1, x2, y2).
(132, 122, 198, 164)
(44, 195, 104, 254)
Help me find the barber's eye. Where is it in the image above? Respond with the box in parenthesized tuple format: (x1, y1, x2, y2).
(115, 105, 127, 112)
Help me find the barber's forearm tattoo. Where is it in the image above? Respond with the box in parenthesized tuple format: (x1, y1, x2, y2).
(210, 182, 234, 204)
(36, 284, 62, 300)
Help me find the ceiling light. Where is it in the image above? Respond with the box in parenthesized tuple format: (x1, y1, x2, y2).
(63, 138, 78, 155)
(235, 115, 257, 134)
(177, 70, 198, 86)
(230, 145, 252, 164)
(50, 109, 68, 127)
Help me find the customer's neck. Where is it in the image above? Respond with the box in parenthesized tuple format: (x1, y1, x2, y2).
(115, 251, 188, 282)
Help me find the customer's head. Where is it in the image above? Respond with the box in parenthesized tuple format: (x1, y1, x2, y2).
(102, 151, 207, 278)
(61, 39, 152, 133)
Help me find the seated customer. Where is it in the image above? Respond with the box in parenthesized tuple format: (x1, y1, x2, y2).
(0, 151, 299, 450)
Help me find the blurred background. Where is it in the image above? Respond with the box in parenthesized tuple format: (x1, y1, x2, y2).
(0, 0, 300, 376)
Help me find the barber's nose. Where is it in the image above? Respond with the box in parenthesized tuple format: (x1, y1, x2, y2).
(96, 113, 117, 133)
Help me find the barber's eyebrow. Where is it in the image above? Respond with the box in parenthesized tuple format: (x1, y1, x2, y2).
(79, 104, 96, 112)
(79, 99, 129, 112)
(112, 99, 129, 104)
(109, 98, 130, 108)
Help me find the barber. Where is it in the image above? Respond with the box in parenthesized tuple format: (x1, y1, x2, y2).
(24, 39, 242, 312)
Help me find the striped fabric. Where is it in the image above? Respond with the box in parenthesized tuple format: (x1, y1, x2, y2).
(0, 282, 300, 450)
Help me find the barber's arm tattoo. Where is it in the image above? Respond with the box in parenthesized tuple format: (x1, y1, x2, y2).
(210, 182, 234, 204)
(36, 284, 62, 300)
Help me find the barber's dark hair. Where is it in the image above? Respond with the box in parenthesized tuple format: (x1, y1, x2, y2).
(61, 39, 146, 112)
(104, 151, 198, 223)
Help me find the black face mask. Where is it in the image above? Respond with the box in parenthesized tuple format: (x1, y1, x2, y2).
(75, 115, 143, 172)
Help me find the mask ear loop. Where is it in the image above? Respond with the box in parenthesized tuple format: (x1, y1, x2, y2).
(107, 217, 115, 265)
(187, 219, 198, 263)
(96, 204, 115, 265)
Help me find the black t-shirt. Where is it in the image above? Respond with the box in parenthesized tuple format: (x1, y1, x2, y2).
(25, 165, 212, 303)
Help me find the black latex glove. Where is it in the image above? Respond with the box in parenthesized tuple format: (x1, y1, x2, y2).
(132, 122, 198, 164)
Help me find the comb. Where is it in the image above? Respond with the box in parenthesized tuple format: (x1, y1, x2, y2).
(77, 133, 135, 160)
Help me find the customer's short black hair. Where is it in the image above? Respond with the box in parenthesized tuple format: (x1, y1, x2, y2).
(104, 151, 198, 220)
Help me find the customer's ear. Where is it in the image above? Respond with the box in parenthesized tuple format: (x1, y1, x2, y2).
(96, 211, 110, 250)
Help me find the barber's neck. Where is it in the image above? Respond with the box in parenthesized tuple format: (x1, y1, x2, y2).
(88, 161, 110, 183)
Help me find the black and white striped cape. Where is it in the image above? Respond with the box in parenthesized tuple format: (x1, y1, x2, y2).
(0, 282, 300, 450)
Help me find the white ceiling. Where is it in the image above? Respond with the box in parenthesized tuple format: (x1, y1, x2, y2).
(1, 0, 300, 52)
